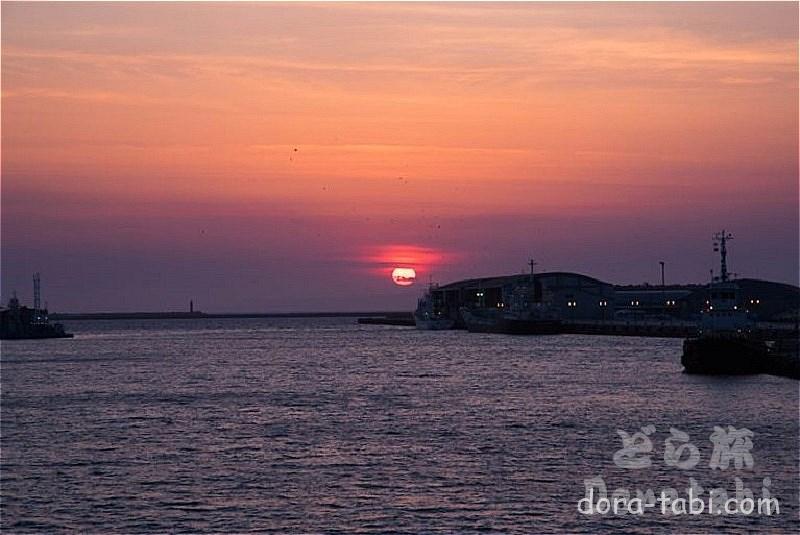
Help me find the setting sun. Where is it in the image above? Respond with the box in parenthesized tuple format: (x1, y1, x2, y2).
(391, 267, 416, 287)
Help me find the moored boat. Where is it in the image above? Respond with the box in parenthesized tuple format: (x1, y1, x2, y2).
(1, 274, 73, 340)
(414, 285, 456, 330)
(460, 307, 562, 335)
(682, 335, 767, 374)
(680, 230, 788, 376)
(414, 314, 456, 330)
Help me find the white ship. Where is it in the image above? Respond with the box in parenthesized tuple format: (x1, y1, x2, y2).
(414, 286, 455, 330)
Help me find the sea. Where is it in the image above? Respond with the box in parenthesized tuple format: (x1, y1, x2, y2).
(1, 318, 798, 533)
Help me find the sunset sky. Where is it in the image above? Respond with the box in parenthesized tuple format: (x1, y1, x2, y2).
(2, 2, 798, 312)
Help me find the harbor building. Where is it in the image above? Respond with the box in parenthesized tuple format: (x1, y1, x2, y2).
(431, 272, 616, 327)
(613, 285, 698, 320)
(426, 272, 798, 327)
(616, 278, 799, 322)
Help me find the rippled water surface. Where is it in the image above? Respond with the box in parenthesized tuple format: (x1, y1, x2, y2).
(2, 318, 798, 533)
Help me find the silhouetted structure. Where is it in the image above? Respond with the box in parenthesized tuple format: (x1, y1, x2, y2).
(421, 273, 798, 328)
(681, 231, 798, 379)
(1, 277, 72, 340)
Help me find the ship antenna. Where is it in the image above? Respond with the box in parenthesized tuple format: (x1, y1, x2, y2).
(712, 230, 733, 282)
(33, 272, 41, 316)
(528, 258, 537, 282)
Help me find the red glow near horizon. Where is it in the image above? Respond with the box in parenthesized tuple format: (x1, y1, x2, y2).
(362, 244, 452, 282)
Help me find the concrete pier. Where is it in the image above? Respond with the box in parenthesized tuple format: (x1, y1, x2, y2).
(550, 320, 795, 339)
(560, 319, 698, 338)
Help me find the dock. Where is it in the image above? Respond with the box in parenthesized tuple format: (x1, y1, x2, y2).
(560, 319, 698, 338)
(357, 313, 415, 326)
(362, 315, 797, 339)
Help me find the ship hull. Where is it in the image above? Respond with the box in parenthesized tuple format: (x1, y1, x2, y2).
(681, 336, 768, 375)
(1, 325, 74, 340)
(414, 316, 455, 330)
(461, 309, 561, 335)
(1, 332, 74, 340)
(766, 338, 800, 379)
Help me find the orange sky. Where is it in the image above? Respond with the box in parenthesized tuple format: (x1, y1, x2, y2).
(2, 2, 798, 311)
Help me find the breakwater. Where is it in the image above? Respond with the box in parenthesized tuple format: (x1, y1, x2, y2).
(51, 311, 409, 321)
(357, 313, 415, 326)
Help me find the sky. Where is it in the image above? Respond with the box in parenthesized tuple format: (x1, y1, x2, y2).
(2, 2, 798, 313)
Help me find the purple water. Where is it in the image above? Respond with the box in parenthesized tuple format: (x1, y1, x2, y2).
(2, 318, 797, 532)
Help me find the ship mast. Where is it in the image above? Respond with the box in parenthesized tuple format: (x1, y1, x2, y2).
(33, 272, 41, 318)
(712, 230, 733, 283)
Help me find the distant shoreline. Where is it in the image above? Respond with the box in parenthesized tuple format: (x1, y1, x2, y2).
(50, 311, 412, 321)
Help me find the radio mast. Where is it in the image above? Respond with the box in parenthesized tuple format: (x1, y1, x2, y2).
(33, 273, 41, 311)
(712, 230, 733, 282)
